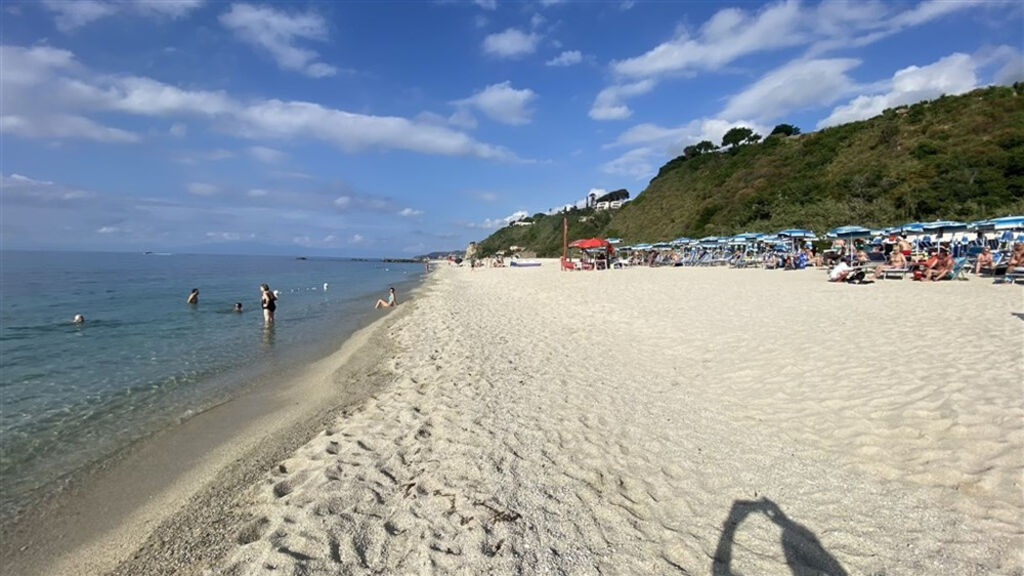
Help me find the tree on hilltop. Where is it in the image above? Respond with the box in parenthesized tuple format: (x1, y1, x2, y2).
(770, 123, 801, 137)
(722, 127, 760, 149)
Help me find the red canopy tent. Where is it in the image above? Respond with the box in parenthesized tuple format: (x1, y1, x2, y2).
(565, 237, 615, 270)
(569, 238, 614, 251)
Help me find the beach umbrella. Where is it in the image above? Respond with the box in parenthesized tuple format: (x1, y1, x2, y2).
(651, 242, 672, 249)
(569, 237, 613, 250)
(827, 225, 872, 259)
(979, 216, 1024, 231)
(670, 236, 693, 245)
(633, 243, 653, 250)
(894, 222, 925, 234)
(920, 220, 967, 250)
(826, 225, 872, 238)
(777, 229, 817, 239)
(606, 237, 623, 244)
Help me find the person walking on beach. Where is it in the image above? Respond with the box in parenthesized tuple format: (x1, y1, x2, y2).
(374, 287, 396, 309)
(187, 288, 199, 304)
(260, 284, 277, 323)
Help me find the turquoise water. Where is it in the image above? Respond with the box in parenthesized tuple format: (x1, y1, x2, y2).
(0, 251, 422, 518)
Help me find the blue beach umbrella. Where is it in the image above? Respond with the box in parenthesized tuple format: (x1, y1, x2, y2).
(777, 229, 817, 239)
(670, 236, 693, 245)
(606, 237, 623, 244)
(827, 225, 872, 258)
(826, 225, 872, 239)
(975, 215, 1024, 231)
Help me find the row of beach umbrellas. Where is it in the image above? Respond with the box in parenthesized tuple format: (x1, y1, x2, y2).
(614, 216, 1024, 253)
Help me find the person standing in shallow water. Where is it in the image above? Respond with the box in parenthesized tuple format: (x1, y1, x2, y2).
(260, 284, 276, 323)
(187, 288, 199, 305)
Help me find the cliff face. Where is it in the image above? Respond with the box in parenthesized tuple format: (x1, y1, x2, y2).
(477, 85, 1024, 257)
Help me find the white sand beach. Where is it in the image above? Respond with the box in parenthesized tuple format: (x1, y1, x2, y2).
(5, 263, 1021, 576)
(206, 263, 1022, 575)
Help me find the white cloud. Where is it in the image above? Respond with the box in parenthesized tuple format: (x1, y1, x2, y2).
(589, 79, 655, 120)
(619, 1, 636, 10)
(206, 231, 245, 241)
(2, 172, 95, 201)
(453, 81, 537, 126)
(334, 195, 351, 208)
(2, 44, 515, 159)
(43, 0, 118, 31)
(994, 51, 1024, 85)
(169, 122, 187, 137)
(350, 233, 365, 244)
(818, 52, 977, 128)
(471, 210, 529, 229)
(604, 117, 771, 179)
(597, 0, 990, 121)
(248, 145, 286, 163)
(0, 43, 516, 159)
(546, 50, 582, 67)
(42, 0, 203, 32)
(398, 208, 423, 217)
(97, 226, 120, 234)
(247, 188, 270, 197)
(601, 147, 659, 180)
(482, 28, 541, 58)
(219, 3, 337, 78)
(187, 182, 220, 195)
(1, 113, 140, 143)
(447, 108, 478, 130)
(721, 58, 861, 121)
(233, 99, 515, 159)
(539, 0, 565, 6)
(1, 45, 77, 85)
(612, 1, 805, 79)
(472, 190, 499, 202)
(473, 0, 497, 10)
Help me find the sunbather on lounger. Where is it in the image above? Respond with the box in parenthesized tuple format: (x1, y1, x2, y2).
(974, 247, 994, 274)
(874, 250, 908, 279)
(1007, 244, 1024, 269)
(923, 250, 954, 281)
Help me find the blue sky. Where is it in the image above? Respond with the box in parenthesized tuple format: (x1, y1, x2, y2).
(3, 0, 1022, 256)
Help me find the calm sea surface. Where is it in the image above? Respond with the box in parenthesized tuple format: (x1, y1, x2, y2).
(0, 251, 423, 518)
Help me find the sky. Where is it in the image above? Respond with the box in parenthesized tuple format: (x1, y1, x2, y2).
(2, 0, 1022, 257)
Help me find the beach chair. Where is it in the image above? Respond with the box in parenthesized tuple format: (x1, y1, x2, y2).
(880, 265, 912, 279)
(949, 257, 969, 281)
(1001, 266, 1024, 284)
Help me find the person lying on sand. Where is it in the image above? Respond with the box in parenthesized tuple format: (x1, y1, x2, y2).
(374, 287, 396, 309)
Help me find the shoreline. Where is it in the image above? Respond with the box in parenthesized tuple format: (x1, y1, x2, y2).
(0, 275, 427, 576)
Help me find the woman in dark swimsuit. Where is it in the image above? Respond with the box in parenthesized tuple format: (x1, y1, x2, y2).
(260, 283, 277, 324)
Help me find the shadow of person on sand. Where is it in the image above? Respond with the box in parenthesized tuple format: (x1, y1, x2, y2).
(712, 498, 849, 576)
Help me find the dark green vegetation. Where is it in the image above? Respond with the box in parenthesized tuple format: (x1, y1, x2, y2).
(477, 85, 1024, 257)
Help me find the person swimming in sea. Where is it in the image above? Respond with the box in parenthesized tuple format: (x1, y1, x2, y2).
(187, 288, 199, 304)
(73, 314, 85, 324)
(374, 287, 396, 309)
(234, 302, 243, 313)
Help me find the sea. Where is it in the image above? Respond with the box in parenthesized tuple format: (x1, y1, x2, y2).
(0, 250, 424, 520)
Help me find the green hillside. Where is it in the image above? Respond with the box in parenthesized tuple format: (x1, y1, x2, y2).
(477, 84, 1024, 257)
